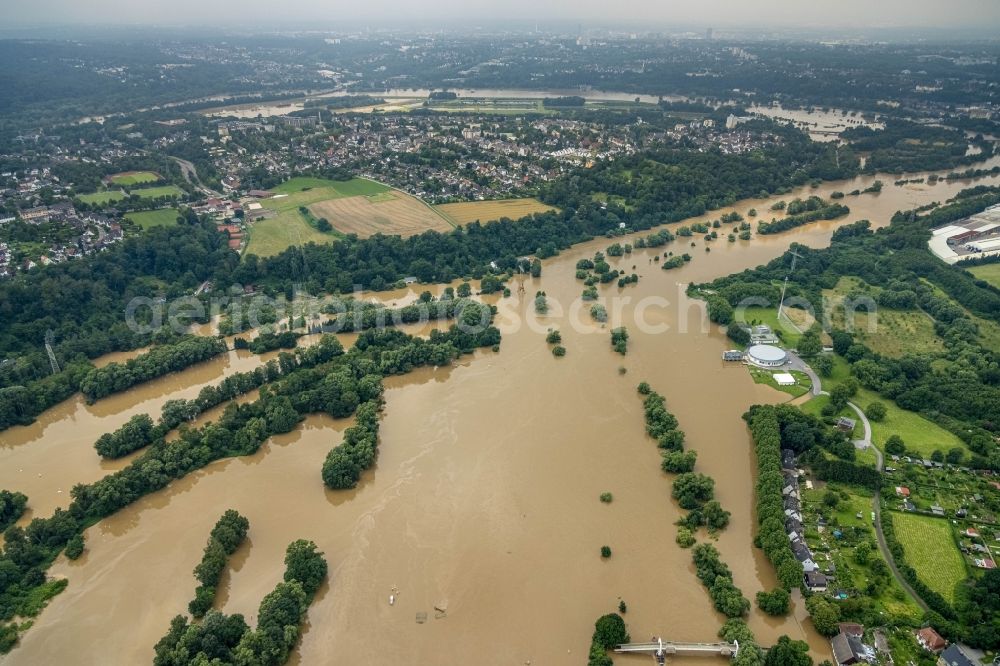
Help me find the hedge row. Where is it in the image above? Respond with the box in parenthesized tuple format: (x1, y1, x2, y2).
(746, 405, 803, 590)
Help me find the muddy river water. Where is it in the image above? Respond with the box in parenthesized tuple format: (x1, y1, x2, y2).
(3, 163, 1000, 665)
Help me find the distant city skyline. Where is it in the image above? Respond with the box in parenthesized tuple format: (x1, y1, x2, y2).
(4, 0, 1000, 32)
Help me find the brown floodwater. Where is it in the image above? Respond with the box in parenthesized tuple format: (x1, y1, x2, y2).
(4, 161, 1000, 665)
(0, 322, 444, 524)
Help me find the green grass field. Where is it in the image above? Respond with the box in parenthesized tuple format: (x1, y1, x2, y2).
(132, 185, 184, 199)
(736, 306, 803, 348)
(968, 263, 1000, 290)
(125, 208, 180, 230)
(427, 98, 553, 115)
(109, 171, 160, 186)
(77, 185, 182, 206)
(799, 394, 863, 439)
(270, 176, 389, 200)
(246, 177, 390, 257)
(890, 512, 966, 604)
(853, 386, 966, 458)
(77, 190, 126, 205)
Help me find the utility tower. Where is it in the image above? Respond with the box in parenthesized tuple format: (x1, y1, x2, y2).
(45, 330, 60, 374)
(776, 248, 803, 321)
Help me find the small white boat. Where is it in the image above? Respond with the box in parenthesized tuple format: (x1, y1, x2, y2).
(389, 594, 395, 606)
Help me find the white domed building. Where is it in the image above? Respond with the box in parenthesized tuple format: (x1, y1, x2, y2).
(746, 344, 788, 368)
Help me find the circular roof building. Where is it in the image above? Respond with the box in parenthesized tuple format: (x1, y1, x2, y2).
(746, 344, 788, 367)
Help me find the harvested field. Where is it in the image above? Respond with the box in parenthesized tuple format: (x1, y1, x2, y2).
(435, 198, 557, 225)
(308, 191, 454, 238)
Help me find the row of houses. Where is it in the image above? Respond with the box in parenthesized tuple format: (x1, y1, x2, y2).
(781, 449, 831, 592)
(829, 623, 970, 666)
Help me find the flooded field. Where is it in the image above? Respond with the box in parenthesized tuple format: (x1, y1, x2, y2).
(748, 104, 883, 142)
(3, 161, 1000, 665)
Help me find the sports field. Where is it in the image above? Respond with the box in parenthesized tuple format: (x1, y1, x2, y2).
(309, 190, 453, 238)
(890, 512, 966, 604)
(77, 190, 126, 205)
(125, 208, 179, 229)
(109, 171, 160, 186)
(132, 185, 184, 199)
(77, 185, 182, 206)
(435, 198, 556, 225)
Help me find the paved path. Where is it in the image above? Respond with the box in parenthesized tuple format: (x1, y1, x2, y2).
(786, 351, 822, 397)
(790, 354, 930, 614)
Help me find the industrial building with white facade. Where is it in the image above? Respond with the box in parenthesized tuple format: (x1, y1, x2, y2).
(928, 204, 1000, 264)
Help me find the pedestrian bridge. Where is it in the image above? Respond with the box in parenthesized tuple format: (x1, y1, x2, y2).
(615, 638, 739, 664)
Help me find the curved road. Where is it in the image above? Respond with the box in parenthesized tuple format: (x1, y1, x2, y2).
(786, 351, 930, 614)
(171, 156, 222, 199)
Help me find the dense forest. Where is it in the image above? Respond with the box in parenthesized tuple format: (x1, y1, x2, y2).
(842, 119, 994, 174)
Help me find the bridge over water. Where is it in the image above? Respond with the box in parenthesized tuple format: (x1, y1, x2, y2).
(615, 638, 739, 664)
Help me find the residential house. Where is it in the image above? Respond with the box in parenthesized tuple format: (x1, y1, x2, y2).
(938, 644, 977, 666)
(793, 542, 817, 572)
(805, 571, 828, 592)
(781, 449, 796, 470)
(836, 417, 857, 433)
(916, 627, 946, 653)
(838, 623, 864, 638)
(831, 630, 867, 665)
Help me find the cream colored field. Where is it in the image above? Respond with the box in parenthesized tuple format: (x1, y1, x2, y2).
(435, 198, 557, 225)
(308, 191, 454, 238)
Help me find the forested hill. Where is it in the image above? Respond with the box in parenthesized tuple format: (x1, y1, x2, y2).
(0, 212, 235, 385)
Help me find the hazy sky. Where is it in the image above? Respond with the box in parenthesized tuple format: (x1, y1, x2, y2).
(5, 0, 1000, 30)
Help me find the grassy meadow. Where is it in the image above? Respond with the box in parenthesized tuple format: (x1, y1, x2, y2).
(125, 208, 180, 230)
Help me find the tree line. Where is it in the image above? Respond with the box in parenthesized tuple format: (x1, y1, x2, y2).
(80, 336, 228, 403)
(756, 199, 849, 235)
(637, 383, 730, 537)
(93, 336, 346, 460)
(189, 510, 250, 618)
(745, 405, 804, 591)
(692, 543, 751, 619)
(0, 491, 27, 533)
(154, 539, 327, 666)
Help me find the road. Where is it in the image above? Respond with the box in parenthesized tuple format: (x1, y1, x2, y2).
(171, 156, 222, 198)
(788, 351, 930, 614)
